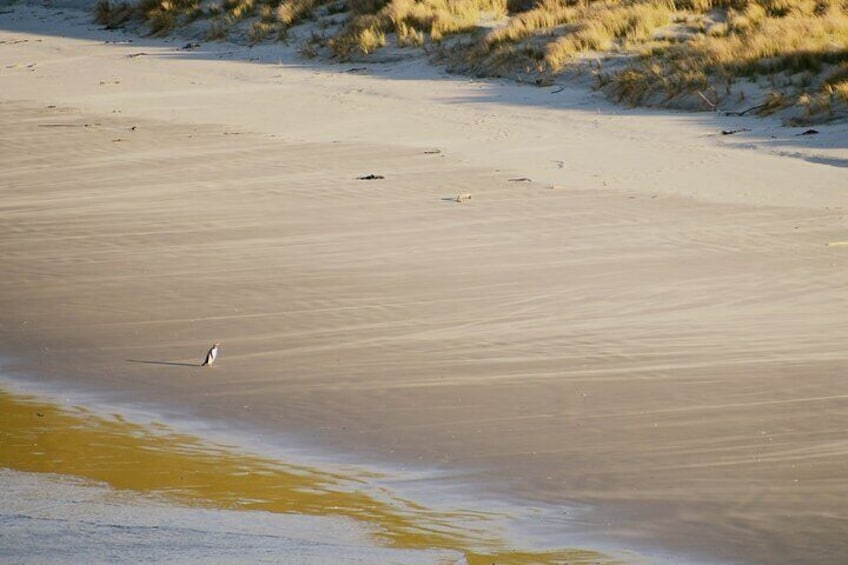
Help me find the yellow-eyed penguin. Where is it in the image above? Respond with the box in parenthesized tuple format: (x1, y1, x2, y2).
(202, 343, 219, 367)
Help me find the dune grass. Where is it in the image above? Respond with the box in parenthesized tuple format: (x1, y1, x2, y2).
(605, 0, 848, 115)
(329, 0, 508, 57)
(93, 0, 848, 120)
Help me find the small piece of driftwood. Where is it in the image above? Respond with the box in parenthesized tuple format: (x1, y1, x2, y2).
(725, 102, 769, 116)
(697, 90, 717, 111)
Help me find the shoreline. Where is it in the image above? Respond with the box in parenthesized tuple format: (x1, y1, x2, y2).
(2, 468, 458, 565)
(0, 372, 640, 564)
(3, 2, 848, 563)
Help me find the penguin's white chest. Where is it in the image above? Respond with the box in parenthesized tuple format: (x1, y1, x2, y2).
(203, 345, 218, 366)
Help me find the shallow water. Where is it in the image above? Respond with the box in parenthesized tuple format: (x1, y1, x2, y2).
(1, 469, 458, 564)
(0, 381, 615, 564)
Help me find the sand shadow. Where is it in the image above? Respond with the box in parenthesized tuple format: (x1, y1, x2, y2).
(126, 359, 200, 368)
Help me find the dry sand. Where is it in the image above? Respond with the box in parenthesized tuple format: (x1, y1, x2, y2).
(2, 1, 848, 563)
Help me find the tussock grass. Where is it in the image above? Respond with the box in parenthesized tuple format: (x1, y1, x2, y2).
(95, 0, 136, 27)
(544, 1, 676, 70)
(207, 17, 230, 39)
(95, 0, 848, 120)
(608, 0, 848, 114)
(247, 19, 276, 42)
(396, 21, 426, 46)
(138, 0, 202, 34)
(330, 0, 506, 58)
(276, 0, 339, 26)
(222, 0, 255, 20)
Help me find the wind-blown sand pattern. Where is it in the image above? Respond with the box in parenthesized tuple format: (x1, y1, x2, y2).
(2, 1, 848, 563)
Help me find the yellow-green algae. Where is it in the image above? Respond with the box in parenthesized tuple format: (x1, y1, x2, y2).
(0, 388, 610, 564)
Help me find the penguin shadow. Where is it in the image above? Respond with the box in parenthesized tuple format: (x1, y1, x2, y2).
(126, 359, 202, 368)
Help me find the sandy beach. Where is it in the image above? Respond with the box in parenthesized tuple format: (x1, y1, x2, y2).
(4, 383, 612, 564)
(2, 1, 848, 562)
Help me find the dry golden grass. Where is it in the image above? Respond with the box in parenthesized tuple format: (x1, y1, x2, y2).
(330, 0, 506, 58)
(797, 61, 848, 117)
(247, 19, 278, 42)
(95, 0, 136, 27)
(223, 0, 255, 20)
(96, 0, 848, 119)
(328, 13, 389, 56)
(276, 0, 336, 26)
(541, 2, 674, 70)
(396, 20, 426, 46)
(609, 0, 848, 113)
(207, 17, 230, 39)
(358, 22, 388, 51)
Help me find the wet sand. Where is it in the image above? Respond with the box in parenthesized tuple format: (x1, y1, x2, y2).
(2, 385, 614, 564)
(3, 468, 451, 565)
(3, 2, 848, 563)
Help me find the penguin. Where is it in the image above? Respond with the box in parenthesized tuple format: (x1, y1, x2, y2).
(202, 343, 219, 367)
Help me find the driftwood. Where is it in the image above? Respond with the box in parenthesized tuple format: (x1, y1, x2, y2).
(724, 102, 770, 116)
(697, 90, 717, 111)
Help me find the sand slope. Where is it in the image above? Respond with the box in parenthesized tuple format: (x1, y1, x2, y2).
(2, 3, 848, 563)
